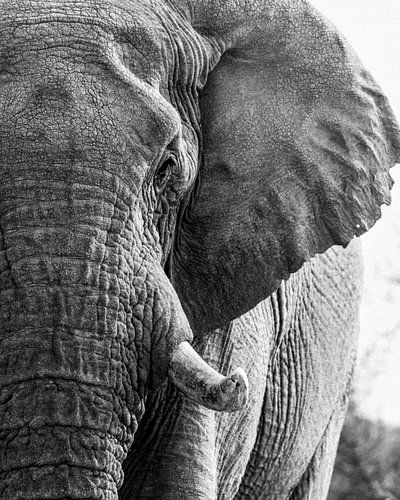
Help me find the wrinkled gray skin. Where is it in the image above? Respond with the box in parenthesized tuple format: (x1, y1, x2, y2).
(0, 0, 399, 499)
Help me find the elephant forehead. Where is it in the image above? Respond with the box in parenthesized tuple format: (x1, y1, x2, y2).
(0, 1, 165, 75)
(0, 0, 213, 93)
(0, 2, 183, 169)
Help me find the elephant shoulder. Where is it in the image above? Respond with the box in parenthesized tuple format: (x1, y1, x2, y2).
(290, 238, 364, 302)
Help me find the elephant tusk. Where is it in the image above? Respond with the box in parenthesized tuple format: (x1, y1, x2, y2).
(168, 341, 249, 412)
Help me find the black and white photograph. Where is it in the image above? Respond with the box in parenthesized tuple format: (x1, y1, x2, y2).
(0, 1, 399, 498)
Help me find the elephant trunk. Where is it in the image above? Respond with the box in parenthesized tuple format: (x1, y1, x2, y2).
(0, 285, 136, 497)
(0, 156, 160, 497)
(0, 79, 179, 493)
(0, 158, 248, 499)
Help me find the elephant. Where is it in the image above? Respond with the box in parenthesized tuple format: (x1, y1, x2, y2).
(0, 0, 399, 498)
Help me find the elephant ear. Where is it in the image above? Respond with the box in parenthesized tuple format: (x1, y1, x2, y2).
(172, 0, 400, 333)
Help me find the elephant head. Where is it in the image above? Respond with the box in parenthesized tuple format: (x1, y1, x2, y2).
(0, 0, 398, 498)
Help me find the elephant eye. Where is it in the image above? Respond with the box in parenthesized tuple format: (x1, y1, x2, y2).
(154, 155, 175, 193)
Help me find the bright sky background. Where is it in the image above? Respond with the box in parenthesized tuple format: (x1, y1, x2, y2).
(309, 1, 400, 425)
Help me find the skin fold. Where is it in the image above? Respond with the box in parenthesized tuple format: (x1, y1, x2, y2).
(0, 0, 399, 499)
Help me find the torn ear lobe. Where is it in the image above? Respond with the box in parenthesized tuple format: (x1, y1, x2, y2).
(172, 1, 400, 334)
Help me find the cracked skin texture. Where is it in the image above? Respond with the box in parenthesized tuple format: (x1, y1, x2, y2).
(0, 0, 399, 499)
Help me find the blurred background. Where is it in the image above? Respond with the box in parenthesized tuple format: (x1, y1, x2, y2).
(309, 2, 400, 498)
